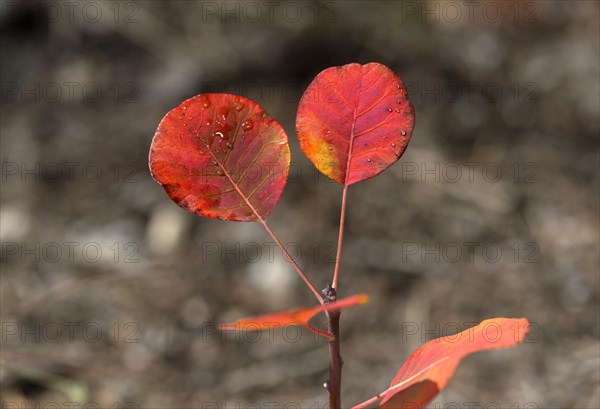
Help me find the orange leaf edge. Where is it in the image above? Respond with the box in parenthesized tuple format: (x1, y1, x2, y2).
(218, 294, 369, 339)
(378, 317, 530, 408)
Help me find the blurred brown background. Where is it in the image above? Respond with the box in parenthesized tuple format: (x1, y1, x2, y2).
(1, 1, 598, 408)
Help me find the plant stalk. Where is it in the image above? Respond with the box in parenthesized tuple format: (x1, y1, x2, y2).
(259, 219, 324, 305)
(326, 309, 343, 409)
(331, 184, 349, 290)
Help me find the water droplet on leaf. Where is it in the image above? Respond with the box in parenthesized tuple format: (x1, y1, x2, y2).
(241, 119, 254, 131)
(401, 130, 407, 136)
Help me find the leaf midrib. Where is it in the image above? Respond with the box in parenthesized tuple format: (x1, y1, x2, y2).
(343, 67, 367, 185)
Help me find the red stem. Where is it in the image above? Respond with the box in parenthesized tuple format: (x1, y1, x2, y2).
(258, 219, 324, 305)
(331, 184, 349, 290)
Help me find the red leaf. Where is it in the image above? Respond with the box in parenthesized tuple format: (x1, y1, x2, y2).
(149, 94, 290, 221)
(376, 318, 530, 408)
(296, 63, 415, 185)
(219, 294, 369, 340)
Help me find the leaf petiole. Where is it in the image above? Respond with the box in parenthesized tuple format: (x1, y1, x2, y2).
(332, 183, 349, 291)
(258, 218, 324, 305)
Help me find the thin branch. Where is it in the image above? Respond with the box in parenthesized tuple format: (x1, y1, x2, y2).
(331, 184, 349, 290)
(259, 219, 324, 305)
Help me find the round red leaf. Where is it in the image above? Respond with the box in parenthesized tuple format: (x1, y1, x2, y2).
(149, 94, 290, 221)
(296, 63, 415, 185)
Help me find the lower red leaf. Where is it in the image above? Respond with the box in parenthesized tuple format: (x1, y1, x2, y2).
(219, 294, 369, 340)
(379, 318, 530, 408)
(351, 318, 530, 409)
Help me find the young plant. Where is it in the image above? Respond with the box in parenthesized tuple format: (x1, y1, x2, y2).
(149, 62, 530, 408)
